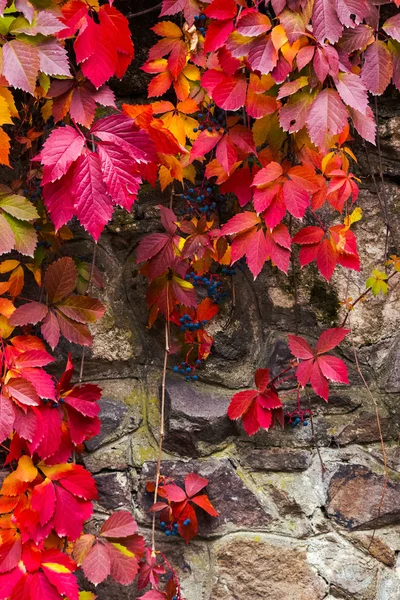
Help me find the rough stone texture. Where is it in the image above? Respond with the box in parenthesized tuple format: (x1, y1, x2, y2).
(210, 534, 327, 600)
(164, 377, 237, 456)
(327, 464, 400, 529)
(240, 447, 312, 471)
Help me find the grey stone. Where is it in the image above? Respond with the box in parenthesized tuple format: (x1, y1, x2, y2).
(164, 377, 237, 456)
(94, 471, 133, 511)
(241, 447, 312, 471)
(307, 533, 378, 600)
(85, 396, 139, 451)
(139, 458, 273, 535)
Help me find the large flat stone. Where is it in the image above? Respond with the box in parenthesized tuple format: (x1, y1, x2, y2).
(163, 377, 237, 456)
(210, 534, 327, 600)
(241, 447, 312, 471)
(327, 464, 400, 530)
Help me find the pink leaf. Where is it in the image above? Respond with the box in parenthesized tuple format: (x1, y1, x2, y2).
(40, 126, 85, 184)
(36, 40, 71, 77)
(83, 542, 111, 585)
(162, 483, 187, 502)
(248, 36, 278, 75)
(306, 89, 348, 151)
(98, 142, 141, 211)
(382, 13, 400, 42)
(9, 301, 48, 326)
(73, 151, 113, 240)
(2, 40, 39, 94)
(349, 105, 376, 145)
(100, 511, 138, 538)
(335, 72, 368, 114)
(312, 0, 343, 44)
(41, 311, 61, 350)
(361, 40, 393, 96)
(0, 394, 15, 444)
(191, 129, 222, 157)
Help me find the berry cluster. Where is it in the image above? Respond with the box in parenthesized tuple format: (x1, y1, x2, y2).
(194, 13, 206, 35)
(193, 105, 227, 134)
(179, 184, 221, 218)
(285, 409, 312, 427)
(173, 359, 201, 381)
(160, 522, 179, 537)
(185, 271, 224, 302)
(178, 313, 206, 332)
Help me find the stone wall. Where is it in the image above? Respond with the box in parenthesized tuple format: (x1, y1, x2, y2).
(71, 2, 400, 597)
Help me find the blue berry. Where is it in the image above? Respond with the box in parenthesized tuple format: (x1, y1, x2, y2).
(196, 359, 202, 365)
(303, 421, 309, 426)
(207, 187, 212, 193)
(197, 113, 203, 119)
(173, 523, 179, 529)
(193, 127, 198, 132)
(183, 519, 191, 526)
(207, 127, 212, 132)
(173, 366, 179, 373)
(192, 375, 198, 381)
(166, 530, 172, 536)
(186, 367, 192, 373)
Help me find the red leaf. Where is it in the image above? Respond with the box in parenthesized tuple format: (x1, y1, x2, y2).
(191, 494, 219, 517)
(73, 150, 113, 241)
(317, 355, 349, 384)
(204, 0, 237, 20)
(315, 327, 349, 354)
(212, 74, 247, 111)
(204, 19, 234, 53)
(292, 226, 325, 245)
(310, 362, 329, 401)
(44, 257, 77, 304)
(108, 542, 139, 585)
(162, 484, 187, 502)
(254, 368, 270, 392)
(245, 227, 268, 278)
(241, 400, 260, 435)
(316, 238, 337, 281)
(227, 390, 258, 419)
(184, 473, 208, 498)
(283, 179, 309, 219)
(9, 302, 48, 326)
(100, 511, 138, 539)
(41, 311, 60, 350)
(288, 334, 314, 360)
(220, 212, 260, 236)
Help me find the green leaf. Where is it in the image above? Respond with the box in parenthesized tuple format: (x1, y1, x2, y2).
(366, 270, 389, 296)
(3, 213, 37, 256)
(0, 194, 39, 220)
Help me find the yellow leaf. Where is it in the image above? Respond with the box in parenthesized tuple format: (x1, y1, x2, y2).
(0, 96, 13, 126)
(182, 64, 200, 81)
(271, 25, 288, 50)
(79, 592, 96, 600)
(0, 87, 18, 118)
(159, 165, 173, 191)
(0, 128, 10, 166)
(41, 99, 53, 123)
(321, 152, 335, 174)
(0, 315, 14, 338)
(0, 259, 20, 273)
(183, 163, 196, 183)
(344, 207, 362, 227)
